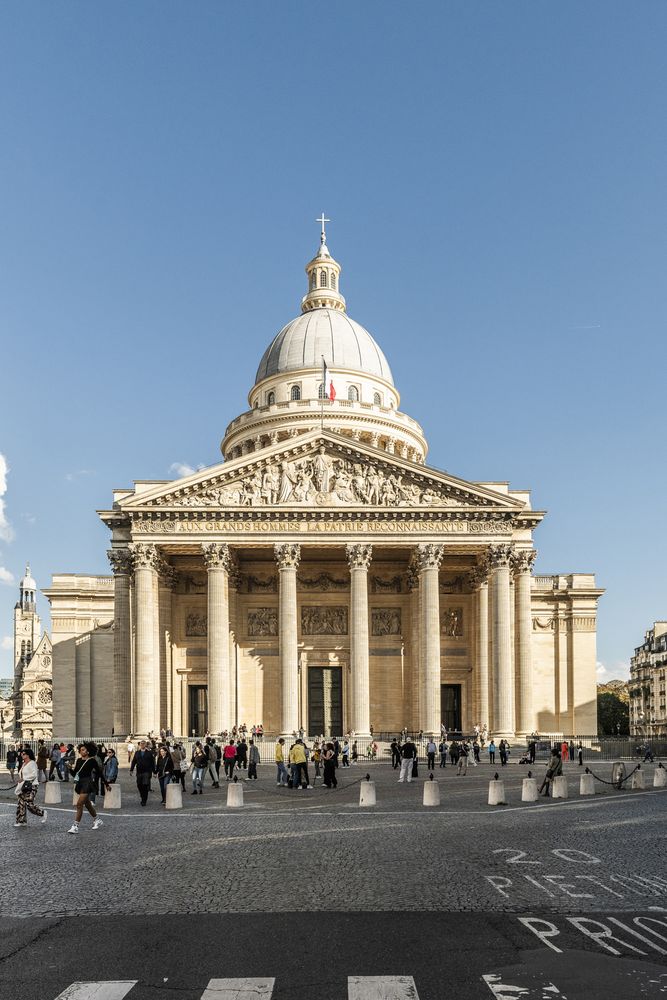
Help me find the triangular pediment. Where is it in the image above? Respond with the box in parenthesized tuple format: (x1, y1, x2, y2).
(121, 431, 523, 513)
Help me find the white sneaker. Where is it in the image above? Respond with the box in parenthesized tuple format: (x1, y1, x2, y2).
(41, 810, 47, 824)
(14, 822, 25, 828)
(67, 824, 79, 835)
(307, 785, 312, 789)
(92, 818, 103, 830)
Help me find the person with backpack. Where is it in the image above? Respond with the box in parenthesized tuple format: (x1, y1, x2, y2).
(67, 742, 109, 834)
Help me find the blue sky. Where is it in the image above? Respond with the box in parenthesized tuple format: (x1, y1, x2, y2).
(1, 2, 666, 681)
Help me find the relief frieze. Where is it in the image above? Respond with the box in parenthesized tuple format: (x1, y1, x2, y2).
(301, 606, 348, 635)
(371, 608, 402, 636)
(247, 608, 278, 637)
(185, 612, 207, 637)
(298, 572, 348, 592)
(440, 608, 463, 637)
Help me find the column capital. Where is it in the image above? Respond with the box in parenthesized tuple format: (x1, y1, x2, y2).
(107, 547, 132, 576)
(129, 542, 158, 571)
(274, 543, 301, 570)
(416, 543, 444, 571)
(202, 542, 232, 572)
(487, 544, 514, 570)
(346, 543, 372, 571)
(512, 548, 537, 576)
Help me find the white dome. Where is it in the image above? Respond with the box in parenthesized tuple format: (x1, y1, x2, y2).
(20, 565, 36, 590)
(255, 309, 394, 386)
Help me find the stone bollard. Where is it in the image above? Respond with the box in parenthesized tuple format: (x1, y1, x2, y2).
(423, 774, 440, 806)
(632, 768, 645, 790)
(522, 775, 538, 802)
(488, 773, 506, 806)
(44, 782, 62, 804)
(580, 771, 595, 796)
(359, 774, 376, 807)
(552, 776, 568, 799)
(227, 778, 244, 808)
(654, 765, 667, 788)
(165, 782, 183, 809)
(103, 783, 122, 809)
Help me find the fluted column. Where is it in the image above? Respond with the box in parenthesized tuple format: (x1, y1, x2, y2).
(130, 543, 158, 736)
(417, 543, 444, 736)
(513, 549, 537, 736)
(157, 557, 176, 732)
(275, 543, 301, 737)
(228, 558, 241, 730)
(346, 544, 373, 737)
(407, 559, 421, 731)
(108, 548, 132, 737)
(202, 543, 232, 735)
(475, 562, 490, 731)
(489, 544, 514, 737)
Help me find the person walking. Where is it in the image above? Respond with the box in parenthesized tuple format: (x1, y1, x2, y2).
(312, 742, 322, 780)
(7, 744, 19, 784)
(36, 741, 48, 784)
(351, 740, 358, 764)
(488, 740, 496, 765)
(247, 739, 260, 780)
(14, 748, 47, 828)
(275, 738, 289, 786)
(457, 741, 469, 776)
(223, 739, 237, 781)
(236, 738, 248, 772)
(397, 738, 417, 783)
(48, 743, 62, 781)
(390, 739, 401, 769)
(291, 739, 310, 789)
(67, 743, 108, 834)
(528, 740, 537, 765)
(322, 742, 338, 789)
(341, 740, 350, 767)
(449, 741, 459, 767)
(499, 740, 508, 767)
(130, 740, 155, 807)
(155, 746, 174, 804)
(577, 742, 584, 766)
(426, 739, 436, 771)
(191, 741, 207, 794)
(204, 739, 219, 788)
(439, 741, 447, 768)
(472, 740, 480, 765)
(171, 742, 188, 790)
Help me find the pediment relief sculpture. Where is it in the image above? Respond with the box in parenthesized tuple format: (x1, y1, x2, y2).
(148, 447, 480, 510)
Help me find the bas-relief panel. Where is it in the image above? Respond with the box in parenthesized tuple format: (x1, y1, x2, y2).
(301, 606, 348, 635)
(371, 608, 402, 636)
(247, 608, 278, 637)
(440, 608, 463, 638)
(185, 612, 207, 637)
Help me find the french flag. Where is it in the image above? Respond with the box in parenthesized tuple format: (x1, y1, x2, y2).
(322, 358, 336, 401)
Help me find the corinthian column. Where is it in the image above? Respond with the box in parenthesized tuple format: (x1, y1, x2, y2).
(346, 544, 373, 737)
(275, 543, 301, 737)
(407, 559, 421, 731)
(130, 543, 158, 736)
(513, 548, 537, 736)
(417, 543, 444, 736)
(202, 543, 232, 735)
(156, 556, 177, 733)
(475, 561, 490, 732)
(107, 548, 133, 737)
(489, 544, 514, 737)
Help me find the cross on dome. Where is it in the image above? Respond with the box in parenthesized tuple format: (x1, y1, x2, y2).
(316, 212, 330, 245)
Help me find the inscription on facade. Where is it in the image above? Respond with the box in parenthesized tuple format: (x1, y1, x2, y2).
(371, 608, 402, 636)
(247, 608, 278, 637)
(301, 606, 348, 635)
(133, 517, 513, 535)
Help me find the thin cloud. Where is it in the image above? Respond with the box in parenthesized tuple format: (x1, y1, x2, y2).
(1, 635, 12, 650)
(0, 566, 14, 585)
(20, 513, 36, 525)
(169, 462, 205, 478)
(0, 453, 13, 542)
(572, 323, 602, 330)
(64, 469, 95, 482)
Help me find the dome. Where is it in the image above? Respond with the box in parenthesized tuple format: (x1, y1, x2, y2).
(20, 564, 36, 590)
(255, 308, 394, 386)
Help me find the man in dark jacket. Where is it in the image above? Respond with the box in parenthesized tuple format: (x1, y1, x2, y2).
(390, 739, 401, 769)
(130, 740, 155, 806)
(397, 739, 417, 783)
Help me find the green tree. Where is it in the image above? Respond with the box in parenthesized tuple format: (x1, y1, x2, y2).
(597, 692, 630, 735)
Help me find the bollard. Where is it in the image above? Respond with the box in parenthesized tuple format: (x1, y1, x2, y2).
(611, 761, 626, 790)
(103, 784, 122, 809)
(227, 777, 244, 808)
(423, 774, 440, 806)
(488, 773, 506, 806)
(654, 765, 667, 788)
(522, 776, 538, 802)
(631, 767, 645, 790)
(552, 776, 568, 799)
(44, 782, 62, 804)
(359, 774, 376, 807)
(165, 782, 183, 809)
(580, 770, 595, 796)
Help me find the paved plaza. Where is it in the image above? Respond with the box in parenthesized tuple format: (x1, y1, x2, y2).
(1, 759, 666, 998)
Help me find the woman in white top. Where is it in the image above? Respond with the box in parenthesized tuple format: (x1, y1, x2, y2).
(14, 748, 47, 827)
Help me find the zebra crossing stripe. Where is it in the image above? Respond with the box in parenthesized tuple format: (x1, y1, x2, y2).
(201, 978, 276, 999)
(348, 976, 419, 999)
(54, 984, 138, 1000)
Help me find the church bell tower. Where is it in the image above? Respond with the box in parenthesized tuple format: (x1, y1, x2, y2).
(13, 564, 41, 696)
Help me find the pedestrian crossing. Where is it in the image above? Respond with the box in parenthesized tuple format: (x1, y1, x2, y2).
(54, 977, 420, 999)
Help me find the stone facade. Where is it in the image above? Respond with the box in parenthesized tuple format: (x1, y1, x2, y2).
(47, 228, 603, 739)
(4, 566, 54, 739)
(629, 621, 667, 737)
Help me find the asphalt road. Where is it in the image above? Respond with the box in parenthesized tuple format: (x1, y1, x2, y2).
(0, 762, 665, 999)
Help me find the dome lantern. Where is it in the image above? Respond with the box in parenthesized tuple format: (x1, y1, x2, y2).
(301, 213, 346, 314)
